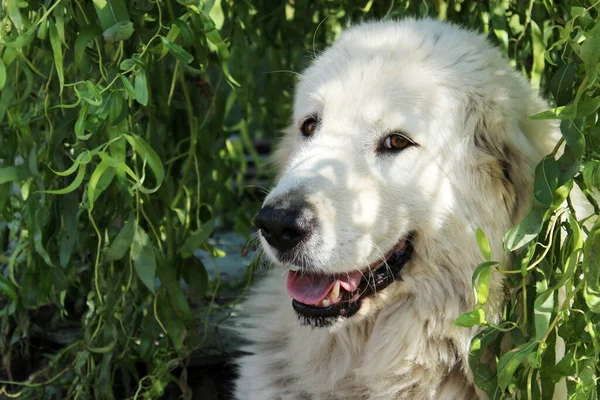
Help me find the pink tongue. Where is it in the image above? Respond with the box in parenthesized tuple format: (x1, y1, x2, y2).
(286, 270, 363, 305)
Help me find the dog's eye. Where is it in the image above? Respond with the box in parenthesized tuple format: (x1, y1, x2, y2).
(382, 134, 412, 151)
(301, 118, 318, 138)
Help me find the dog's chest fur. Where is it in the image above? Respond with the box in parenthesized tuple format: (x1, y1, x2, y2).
(234, 270, 481, 400)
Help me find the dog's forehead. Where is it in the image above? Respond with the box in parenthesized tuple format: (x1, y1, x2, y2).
(294, 55, 440, 139)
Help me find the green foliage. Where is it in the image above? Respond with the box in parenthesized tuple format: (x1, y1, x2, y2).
(0, 0, 599, 398)
(0, 1, 404, 398)
(453, 1, 600, 398)
(0, 0, 272, 397)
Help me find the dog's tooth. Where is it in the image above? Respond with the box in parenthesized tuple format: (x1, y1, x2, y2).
(321, 299, 330, 307)
(331, 281, 340, 300)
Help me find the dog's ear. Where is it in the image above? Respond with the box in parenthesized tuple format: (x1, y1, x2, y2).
(470, 99, 556, 223)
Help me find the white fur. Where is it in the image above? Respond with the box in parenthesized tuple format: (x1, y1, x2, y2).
(234, 19, 561, 400)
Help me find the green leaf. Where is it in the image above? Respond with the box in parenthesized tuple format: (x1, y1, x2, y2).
(534, 289, 555, 340)
(549, 63, 576, 106)
(497, 342, 537, 390)
(580, 21, 600, 80)
(6, 0, 24, 31)
(47, 151, 93, 177)
(0, 276, 19, 303)
(560, 119, 585, 160)
(74, 24, 102, 69)
(179, 219, 214, 257)
(41, 163, 86, 195)
(84, 80, 103, 106)
(554, 214, 583, 289)
(454, 308, 485, 327)
(88, 161, 114, 209)
(94, 0, 134, 41)
(167, 285, 193, 324)
(557, 147, 580, 187)
(21, 268, 41, 308)
(534, 156, 559, 208)
(548, 350, 574, 384)
(183, 257, 208, 297)
(75, 102, 93, 140)
(102, 21, 134, 42)
(0, 166, 27, 184)
(119, 74, 136, 99)
(476, 228, 492, 261)
(87, 324, 118, 354)
(119, 59, 136, 70)
(131, 226, 157, 293)
(504, 208, 544, 251)
(530, 20, 544, 91)
(123, 134, 164, 194)
(529, 107, 567, 120)
(37, 19, 48, 40)
(574, 362, 596, 399)
(552, 179, 573, 209)
(49, 19, 64, 95)
(172, 19, 193, 46)
(475, 262, 494, 306)
(157, 292, 186, 354)
(469, 327, 501, 396)
(59, 194, 79, 268)
(558, 95, 600, 119)
(0, 58, 6, 90)
(159, 35, 194, 64)
(583, 229, 600, 313)
(53, 2, 66, 44)
(104, 214, 136, 262)
(33, 209, 53, 267)
(134, 70, 148, 106)
(196, 9, 240, 86)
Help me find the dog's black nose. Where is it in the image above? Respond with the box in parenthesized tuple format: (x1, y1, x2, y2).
(254, 205, 315, 252)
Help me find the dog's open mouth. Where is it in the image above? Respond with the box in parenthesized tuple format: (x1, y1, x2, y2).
(286, 236, 413, 325)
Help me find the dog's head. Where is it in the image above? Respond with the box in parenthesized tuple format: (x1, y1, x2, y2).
(255, 19, 558, 328)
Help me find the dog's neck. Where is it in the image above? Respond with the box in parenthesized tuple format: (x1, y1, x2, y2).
(287, 215, 506, 395)
(237, 213, 506, 398)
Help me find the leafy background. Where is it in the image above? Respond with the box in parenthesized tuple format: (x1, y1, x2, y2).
(0, 0, 598, 399)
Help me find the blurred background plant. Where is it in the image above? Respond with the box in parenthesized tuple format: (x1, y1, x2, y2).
(0, 0, 598, 399)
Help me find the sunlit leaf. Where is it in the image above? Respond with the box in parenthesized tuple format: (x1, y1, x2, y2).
(88, 161, 114, 209)
(504, 207, 544, 251)
(534, 289, 555, 340)
(0, 58, 6, 90)
(454, 308, 485, 327)
(497, 342, 537, 390)
(476, 228, 492, 261)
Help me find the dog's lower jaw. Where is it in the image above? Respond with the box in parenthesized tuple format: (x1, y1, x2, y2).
(234, 268, 482, 400)
(289, 238, 413, 328)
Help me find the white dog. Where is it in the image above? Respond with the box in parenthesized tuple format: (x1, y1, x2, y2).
(234, 18, 560, 399)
